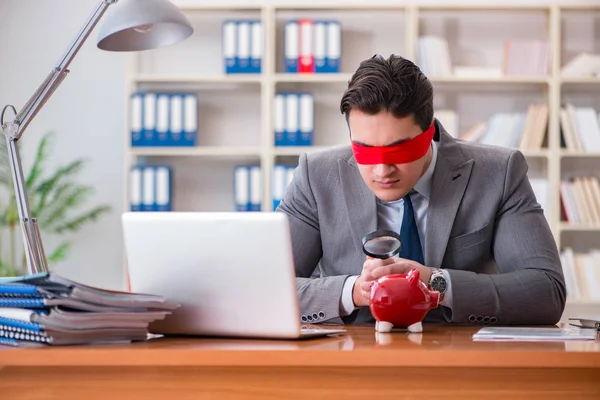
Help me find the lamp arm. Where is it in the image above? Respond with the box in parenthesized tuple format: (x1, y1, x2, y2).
(0, 0, 118, 275)
(13, 0, 117, 138)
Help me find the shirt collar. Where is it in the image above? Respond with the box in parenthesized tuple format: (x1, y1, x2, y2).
(412, 140, 437, 199)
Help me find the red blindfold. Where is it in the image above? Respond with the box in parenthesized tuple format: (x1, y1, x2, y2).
(351, 123, 435, 165)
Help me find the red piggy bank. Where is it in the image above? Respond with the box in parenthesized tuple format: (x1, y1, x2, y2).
(369, 268, 440, 333)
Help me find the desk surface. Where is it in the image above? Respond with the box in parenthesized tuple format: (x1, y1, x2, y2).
(1, 324, 599, 369)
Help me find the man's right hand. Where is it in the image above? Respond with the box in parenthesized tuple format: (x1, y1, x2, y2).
(352, 257, 395, 307)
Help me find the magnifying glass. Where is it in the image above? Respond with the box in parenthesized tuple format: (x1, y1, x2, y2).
(361, 230, 402, 259)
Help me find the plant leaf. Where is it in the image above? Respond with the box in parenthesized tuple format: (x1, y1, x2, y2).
(53, 205, 112, 234)
(34, 159, 87, 214)
(47, 241, 70, 263)
(39, 186, 95, 230)
(25, 132, 53, 190)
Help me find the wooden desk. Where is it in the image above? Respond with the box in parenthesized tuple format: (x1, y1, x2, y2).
(1, 324, 599, 399)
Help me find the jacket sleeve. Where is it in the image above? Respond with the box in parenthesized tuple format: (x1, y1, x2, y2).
(444, 150, 566, 325)
(277, 152, 349, 324)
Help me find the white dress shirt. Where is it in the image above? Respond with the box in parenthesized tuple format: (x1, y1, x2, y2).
(339, 140, 454, 316)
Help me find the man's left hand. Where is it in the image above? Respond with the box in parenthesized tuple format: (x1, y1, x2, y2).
(359, 257, 432, 294)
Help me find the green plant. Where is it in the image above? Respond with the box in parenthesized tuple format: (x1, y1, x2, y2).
(0, 132, 111, 276)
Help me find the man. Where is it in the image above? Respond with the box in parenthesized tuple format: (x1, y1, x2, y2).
(277, 54, 566, 326)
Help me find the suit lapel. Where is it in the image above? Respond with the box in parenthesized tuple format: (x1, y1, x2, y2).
(338, 159, 378, 256)
(425, 130, 474, 268)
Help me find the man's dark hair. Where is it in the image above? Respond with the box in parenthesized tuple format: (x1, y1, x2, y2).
(340, 54, 434, 132)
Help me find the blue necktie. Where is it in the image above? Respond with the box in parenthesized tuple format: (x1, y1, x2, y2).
(398, 193, 424, 264)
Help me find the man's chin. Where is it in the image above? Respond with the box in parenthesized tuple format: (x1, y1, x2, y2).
(374, 188, 407, 202)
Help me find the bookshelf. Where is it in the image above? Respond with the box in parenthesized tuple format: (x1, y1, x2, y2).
(123, 2, 600, 321)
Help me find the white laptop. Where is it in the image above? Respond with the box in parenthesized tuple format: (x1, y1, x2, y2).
(121, 211, 345, 339)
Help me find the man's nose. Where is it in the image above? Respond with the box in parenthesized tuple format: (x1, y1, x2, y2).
(373, 164, 395, 177)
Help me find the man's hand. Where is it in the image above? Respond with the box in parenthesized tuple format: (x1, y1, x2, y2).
(357, 257, 433, 299)
(351, 256, 396, 307)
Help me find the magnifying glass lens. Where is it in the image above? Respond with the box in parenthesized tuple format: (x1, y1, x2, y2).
(361, 230, 402, 259)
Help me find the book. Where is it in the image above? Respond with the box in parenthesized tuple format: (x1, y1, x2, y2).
(0, 272, 179, 346)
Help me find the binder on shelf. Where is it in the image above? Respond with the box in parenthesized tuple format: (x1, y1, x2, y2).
(274, 93, 286, 146)
(169, 93, 184, 146)
(272, 164, 297, 211)
(155, 93, 170, 146)
(274, 92, 314, 146)
(142, 166, 155, 212)
(130, 165, 172, 212)
(284, 19, 341, 74)
(222, 19, 262, 74)
(299, 19, 314, 73)
(314, 20, 327, 73)
(326, 20, 341, 73)
(130, 166, 143, 212)
(237, 20, 251, 73)
(142, 92, 156, 147)
(223, 20, 237, 73)
(249, 165, 262, 211)
(284, 20, 299, 73)
(272, 164, 287, 211)
(155, 166, 172, 212)
(130, 92, 143, 147)
(250, 20, 262, 74)
(298, 93, 314, 146)
(285, 93, 299, 145)
(234, 165, 250, 211)
(183, 93, 198, 147)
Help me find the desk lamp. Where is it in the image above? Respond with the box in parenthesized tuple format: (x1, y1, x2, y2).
(0, 0, 193, 275)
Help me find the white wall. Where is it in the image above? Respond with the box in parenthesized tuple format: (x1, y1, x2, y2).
(0, 0, 597, 291)
(0, 0, 126, 289)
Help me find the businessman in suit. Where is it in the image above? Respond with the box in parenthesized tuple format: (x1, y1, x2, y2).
(277, 54, 566, 326)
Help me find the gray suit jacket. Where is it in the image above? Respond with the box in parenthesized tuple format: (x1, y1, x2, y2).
(277, 120, 566, 326)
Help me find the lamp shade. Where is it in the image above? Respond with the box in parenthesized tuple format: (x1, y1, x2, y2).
(97, 0, 193, 51)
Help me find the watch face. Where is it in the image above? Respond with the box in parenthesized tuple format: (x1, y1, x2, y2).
(431, 276, 447, 293)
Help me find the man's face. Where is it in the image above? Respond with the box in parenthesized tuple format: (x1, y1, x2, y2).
(349, 110, 432, 202)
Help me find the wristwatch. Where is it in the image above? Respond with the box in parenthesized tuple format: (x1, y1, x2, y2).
(429, 268, 447, 301)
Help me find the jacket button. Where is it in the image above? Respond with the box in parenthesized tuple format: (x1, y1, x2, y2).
(468, 315, 476, 322)
(483, 316, 490, 324)
(318, 311, 325, 319)
(312, 313, 318, 320)
(301, 316, 307, 322)
(490, 317, 497, 324)
(307, 315, 313, 321)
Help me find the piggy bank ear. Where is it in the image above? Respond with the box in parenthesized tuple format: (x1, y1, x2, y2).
(408, 268, 420, 286)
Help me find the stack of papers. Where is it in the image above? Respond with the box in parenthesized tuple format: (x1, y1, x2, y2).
(0, 272, 179, 346)
(472, 327, 598, 342)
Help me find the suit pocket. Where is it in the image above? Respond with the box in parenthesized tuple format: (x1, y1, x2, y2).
(446, 223, 492, 253)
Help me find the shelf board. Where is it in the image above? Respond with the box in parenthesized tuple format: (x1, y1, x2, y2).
(273, 3, 408, 11)
(560, 151, 600, 158)
(176, 2, 263, 12)
(130, 147, 262, 157)
(560, 77, 600, 84)
(416, 4, 551, 12)
(522, 149, 549, 158)
(133, 74, 262, 84)
(560, 223, 600, 232)
(273, 146, 338, 156)
(274, 73, 353, 83)
(429, 75, 550, 84)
